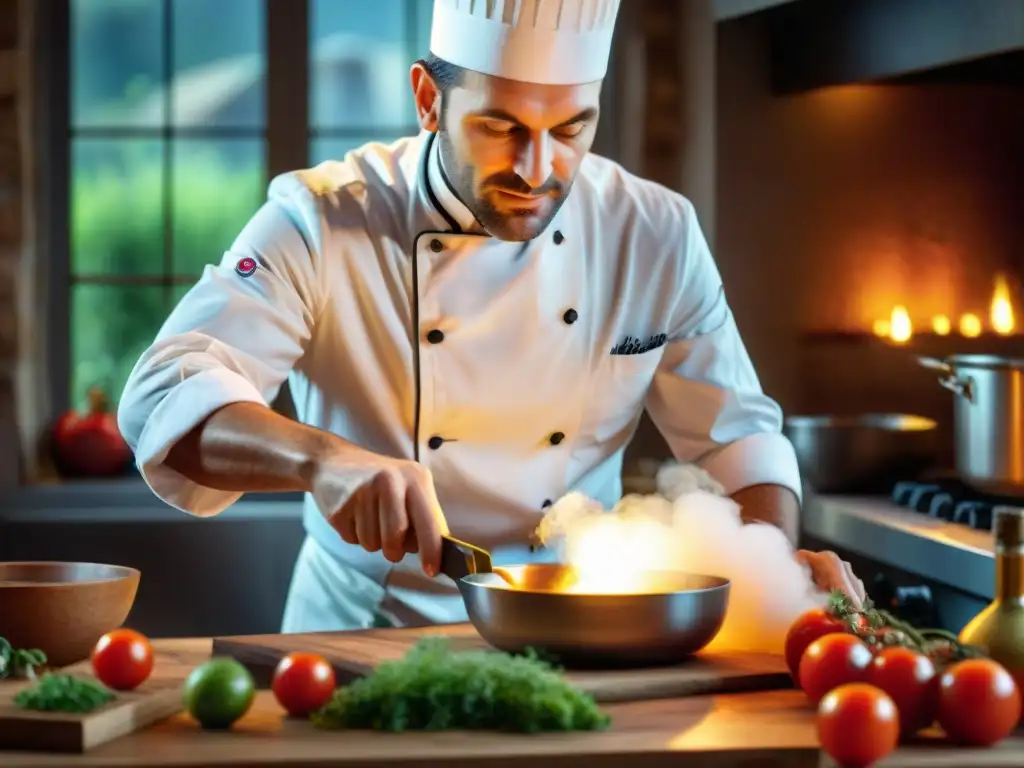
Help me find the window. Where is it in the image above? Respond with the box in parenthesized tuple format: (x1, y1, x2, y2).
(54, 0, 432, 413)
(308, 0, 429, 164)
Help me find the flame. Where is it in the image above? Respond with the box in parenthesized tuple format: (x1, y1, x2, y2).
(560, 515, 674, 594)
(991, 273, 1015, 335)
(869, 272, 1019, 339)
(932, 315, 951, 335)
(960, 313, 982, 338)
(888, 306, 912, 343)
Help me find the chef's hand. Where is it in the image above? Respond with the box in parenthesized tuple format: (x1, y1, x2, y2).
(795, 550, 867, 609)
(311, 448, 449, 576)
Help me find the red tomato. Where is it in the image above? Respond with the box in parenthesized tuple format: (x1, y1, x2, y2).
(271, 652, 336, 717)
(818, 683, 900, 768)
(865, 646, 938, 735)
(91, 628, 154, 691)
(784, 608, 851, 680)
(799, 633, 873, 705)
(51, 387, 132, 478)
(937, 658, 1021, 746)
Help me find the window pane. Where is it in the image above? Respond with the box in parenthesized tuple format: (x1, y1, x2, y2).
(310, 0, 414, 129)
(172, 0, 266, 128)
(413, 0, 433, 60)
(171, 139, 265, 275)
(72, 138, 165, 276)
(72, 0, 165, 128)
(71, 284, 167, 411)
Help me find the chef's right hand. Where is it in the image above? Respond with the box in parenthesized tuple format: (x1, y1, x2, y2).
(311, 449, 449, 577)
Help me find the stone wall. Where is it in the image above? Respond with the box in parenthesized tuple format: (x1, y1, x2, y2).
(0, 0, 21, 485)
(0, 0, 33, 487)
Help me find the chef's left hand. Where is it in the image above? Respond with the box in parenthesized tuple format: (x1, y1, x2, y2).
(795, 550, 867, 609)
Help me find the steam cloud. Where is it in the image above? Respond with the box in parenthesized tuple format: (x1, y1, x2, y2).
(534, 462, 828, 655)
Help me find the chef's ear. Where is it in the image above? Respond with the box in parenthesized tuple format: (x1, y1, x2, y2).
(410, 61, 442, 132)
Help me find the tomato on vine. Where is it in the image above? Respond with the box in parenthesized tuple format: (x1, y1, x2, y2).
(937, 658, 1021, 746)
(818, 683, 899, 768)
(799, 633, 873, 705)
(865, 646, 938, 735)
(784, 608, 850, 680)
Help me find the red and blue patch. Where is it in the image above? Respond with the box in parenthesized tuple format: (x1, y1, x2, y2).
(234, 257, 258, 277)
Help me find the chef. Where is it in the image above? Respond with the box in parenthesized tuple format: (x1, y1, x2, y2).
(118, 0, 866, 632)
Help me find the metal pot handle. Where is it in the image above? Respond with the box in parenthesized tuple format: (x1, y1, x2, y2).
(917, 356, 975, 403)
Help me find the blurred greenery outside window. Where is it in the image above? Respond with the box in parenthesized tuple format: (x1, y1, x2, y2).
(68, 0, 430, 412)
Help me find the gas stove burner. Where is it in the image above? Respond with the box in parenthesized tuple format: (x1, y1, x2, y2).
(891, 479, 1024, 532)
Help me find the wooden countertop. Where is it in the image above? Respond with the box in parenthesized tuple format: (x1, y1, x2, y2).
(4, 638, 1024, 767)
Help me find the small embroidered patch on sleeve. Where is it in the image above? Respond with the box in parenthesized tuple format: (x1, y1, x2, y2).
(234, 256, 258, 277)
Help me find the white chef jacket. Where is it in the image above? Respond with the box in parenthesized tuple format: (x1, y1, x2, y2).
(117, 130, 801, 631)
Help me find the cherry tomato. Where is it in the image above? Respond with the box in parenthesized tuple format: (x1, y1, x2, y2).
(271, 652, 336, 717)
(91, 628, 154, 691)
(818, 683, 899, 768)
(784, 608, 851, 680)
(937, 658, 1021, 746)
(865, 646, 938, 735)
(799, 633, 873, 705)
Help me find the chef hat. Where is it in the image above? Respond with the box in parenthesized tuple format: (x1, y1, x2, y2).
(429, 0, 622, 86)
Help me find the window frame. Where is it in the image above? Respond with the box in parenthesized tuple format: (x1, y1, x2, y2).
(36, 0, 627, 424)
(41, 0, 314, 417)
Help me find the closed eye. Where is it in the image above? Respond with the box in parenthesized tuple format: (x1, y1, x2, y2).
(482, 120, 518, 136)
(553, 123, 586, 138)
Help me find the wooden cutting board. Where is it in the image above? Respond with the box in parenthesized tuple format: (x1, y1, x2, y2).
(212, 623, 793, 703)
(0, 652, 187, 753)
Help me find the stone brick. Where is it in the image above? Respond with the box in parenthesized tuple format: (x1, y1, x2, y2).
(0, 181, 19, 245)
(0, 2, 17, 50)
(0, 49, 16, 99)
(0, 246, 15, 304)
(0, 96, 16, 142)
(0, 143, 17, 186)
(0, 298, 16, 362)
(0, 373, 20, 486)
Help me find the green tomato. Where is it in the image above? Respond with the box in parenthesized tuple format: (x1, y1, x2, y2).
(182, 658, 255, 729)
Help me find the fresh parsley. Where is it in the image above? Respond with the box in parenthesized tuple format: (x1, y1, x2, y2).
(13, 673, 116, 714)
(311, 638, 610, 733)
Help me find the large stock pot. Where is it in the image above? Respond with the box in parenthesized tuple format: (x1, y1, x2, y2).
(919, 354, 1024, 496)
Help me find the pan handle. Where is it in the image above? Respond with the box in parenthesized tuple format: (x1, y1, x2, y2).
(917, 356, 975, 403)
(439, 535, 494, 582)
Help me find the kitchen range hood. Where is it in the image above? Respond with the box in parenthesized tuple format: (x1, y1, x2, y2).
(727, 0, 1024, 93)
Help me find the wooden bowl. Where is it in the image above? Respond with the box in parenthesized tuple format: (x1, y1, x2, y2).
(0, 562, 141, 668)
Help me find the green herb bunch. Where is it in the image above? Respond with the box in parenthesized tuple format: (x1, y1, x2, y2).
(0, 637, 47, 679)
(14, 674, 115, 713)
(312, 638, 611, 733)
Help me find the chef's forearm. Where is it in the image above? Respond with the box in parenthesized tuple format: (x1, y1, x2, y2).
(730, 483, 800, 545)
(163, 401, 349, 493)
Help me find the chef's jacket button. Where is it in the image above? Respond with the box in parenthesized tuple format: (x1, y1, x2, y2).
(549, 432, 565, 446)
(429, 238, 444, 253)
(553, 230, 564, 245)
(428, 436, 444, 450)
(426, 329, 445, 344)
(541, 499, 552, 509)
(563, 308, 578, 325)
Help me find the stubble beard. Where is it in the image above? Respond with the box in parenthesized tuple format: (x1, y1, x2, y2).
(436, 128, 570, 243)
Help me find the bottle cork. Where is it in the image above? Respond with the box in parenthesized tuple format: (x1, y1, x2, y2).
(993, 506, 1024, 549)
